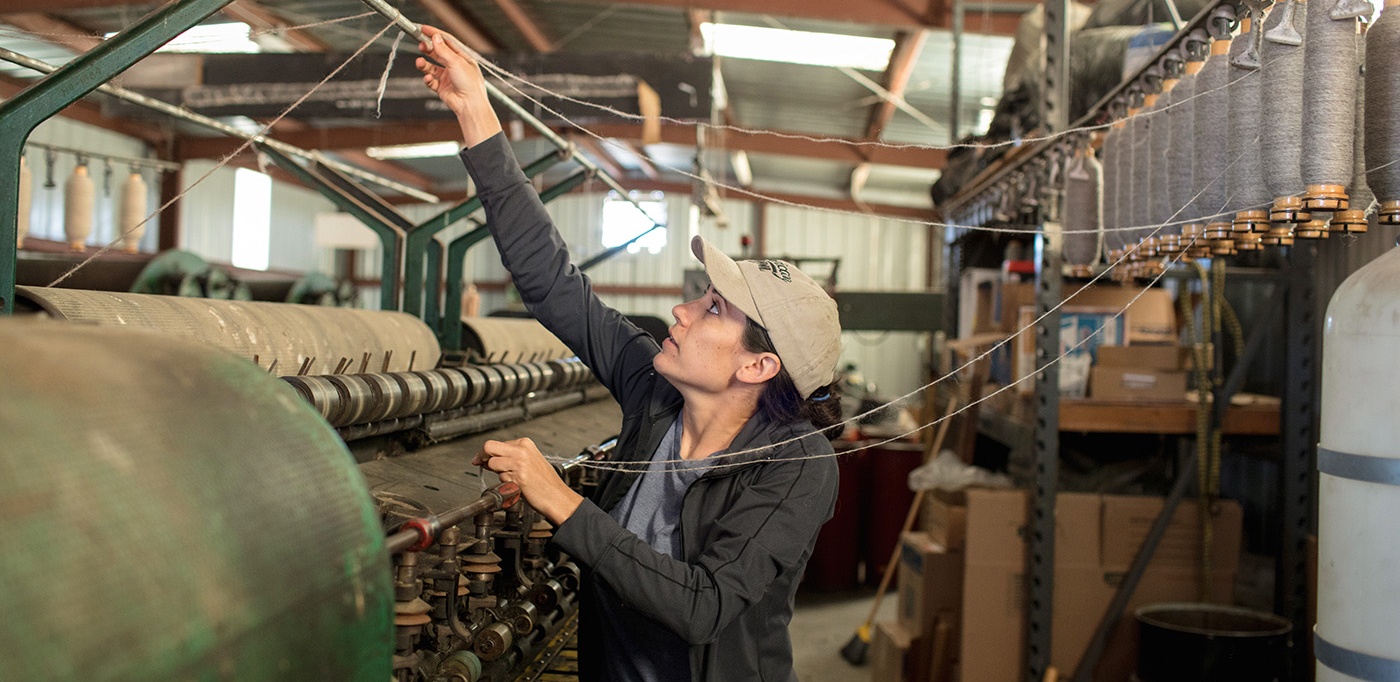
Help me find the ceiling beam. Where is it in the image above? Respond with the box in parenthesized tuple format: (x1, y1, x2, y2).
(564, 0, 1024, 33)
(490, 0, 556, 52)
(628, 142, 659, 180)
(178, 121, 946, 170)
(1, 12, 101, 52)
(221, 0, 331, 52)
(573, 135, 626, 180)
(416, 0, 500, 53)
(865, 30, 927, 141)
(622, 177, 937, 221)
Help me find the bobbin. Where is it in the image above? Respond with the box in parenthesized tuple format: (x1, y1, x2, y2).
(1330, 209, 1369, 233)
(1270, 196, 1311, 224)
(1205, 222, 1234, 241)
(1381, 201, 1400, 225)
(1260, 225, 1296, 246)
(1233, 210, 1270, 233)
(1159, 234, 1183, 255)
(1234, 232, 1263, 250)
(1210, 238, 1238, 256)
(1304, 184, 1348, 212)
(1294, 218, 1331, 238)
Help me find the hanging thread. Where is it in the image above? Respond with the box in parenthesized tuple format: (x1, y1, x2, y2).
(1365, 0, 1400, 223)
(17, 156, 31, 249)
(1261, 0, 1310, 223)
(1193, 34, 1233, 235)
(117, 171, 149, 253)
(1228, 16, 1272, 233)
(1300, 0, 1365, 212)
(1332, 22, 1373, 234)
(1063, 146, 1103, 273)
(63, 164, 95, 251)
(1119, 95, 1142, 248)
(375, 31, 404, 118)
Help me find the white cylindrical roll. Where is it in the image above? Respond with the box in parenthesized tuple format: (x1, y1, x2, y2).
(1063, 148, 1103, 270)
(118, 172, 148, 253)
(1318, 245, 1400, 681)
(17, 156, 31, 249)
(64, 165, 95, 251)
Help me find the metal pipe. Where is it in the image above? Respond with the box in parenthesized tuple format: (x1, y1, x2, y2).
(0, 47, 439, 205)
(352, 0, 660, 226)
(386, 483, 521, 554)
(24, 141, 181, 172)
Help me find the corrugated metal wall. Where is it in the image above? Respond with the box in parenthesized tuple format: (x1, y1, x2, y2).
(23, 117, 160, 252)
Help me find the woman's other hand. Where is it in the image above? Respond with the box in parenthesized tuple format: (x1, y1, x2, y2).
(415, 25, 502, 147)
(474, 437, 584, 525)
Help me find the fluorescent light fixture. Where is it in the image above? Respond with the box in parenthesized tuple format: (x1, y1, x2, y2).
(107, 22, 260, 53)
(700, 22, 894, 71)
(365, 141, 463, 160)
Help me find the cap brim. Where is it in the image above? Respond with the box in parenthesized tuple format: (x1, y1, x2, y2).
(690, 235, 763, 325)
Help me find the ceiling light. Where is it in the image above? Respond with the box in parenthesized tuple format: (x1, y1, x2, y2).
(700, 23, 894, 71)
(106, 22, 260, 54)
(731, 150, 752, 187)
(365, 141, 463, 160)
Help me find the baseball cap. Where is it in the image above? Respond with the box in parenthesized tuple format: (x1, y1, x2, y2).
(690, 235, 842, 398)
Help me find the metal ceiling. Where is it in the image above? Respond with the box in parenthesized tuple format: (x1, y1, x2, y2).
(0, 0, 1023, 216)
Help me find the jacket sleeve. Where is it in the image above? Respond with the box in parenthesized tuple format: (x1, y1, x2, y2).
(551, 452, 838, 644)
(459, 134, 659, 402)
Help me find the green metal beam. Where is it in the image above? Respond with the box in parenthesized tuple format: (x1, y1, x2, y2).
(401, 150, 568, 319)
(424, 236, 443, 335)
(0, 0, 233, 314)
(258, 145, 404, 310)
(441, 168, 590, 350)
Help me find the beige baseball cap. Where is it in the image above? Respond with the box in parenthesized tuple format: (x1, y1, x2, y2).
(690, 235, 842, 398)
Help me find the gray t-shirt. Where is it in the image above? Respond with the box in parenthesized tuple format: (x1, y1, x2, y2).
(596, 417, 707, 682)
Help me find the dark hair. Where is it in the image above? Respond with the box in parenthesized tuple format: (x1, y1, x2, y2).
(742, 319, 844, 440)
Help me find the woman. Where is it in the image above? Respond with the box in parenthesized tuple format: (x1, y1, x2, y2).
(416, 26, 845, 681)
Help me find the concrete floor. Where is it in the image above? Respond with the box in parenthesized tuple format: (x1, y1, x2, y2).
(791, 587, 895, 682)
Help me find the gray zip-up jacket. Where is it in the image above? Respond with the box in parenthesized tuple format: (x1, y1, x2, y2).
(461, 134, 838, 682)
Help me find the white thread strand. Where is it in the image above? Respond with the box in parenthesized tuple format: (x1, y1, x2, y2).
(376, 31, 404, 118)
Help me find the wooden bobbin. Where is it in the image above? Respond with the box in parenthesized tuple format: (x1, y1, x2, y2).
(1294, 218, 1331, 239)
(1159, 234, 1183, 254)
(1270, 196, 1310, 224)
(1233, 209, 1270, 233)
(1205, 222, 1234, 241)
(1141, 236, 1161, 258)
(1330, 209, 1369, 233)
(1260, 225, 1296, 246)
(1210, 238, 1238, 256)
(1379, 200, 1400, 225)
(1067, 265, 1096, 279)
(1303, 183, 1348, 212)
(1235, 232, 1264, 250)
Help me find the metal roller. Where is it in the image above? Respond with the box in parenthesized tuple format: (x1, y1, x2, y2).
(360, 371, 406, 424)
(476, 364, 510, 404)
(460, 316, 572, 363)
(0, 318, 393, 679)
(530, 361, 556, 393)
(456, 366, 491, 406)
(282, 375, 339, 420)
(414, 370, 453, 415)
(389, 372, 432, 420)
(15, 286, 440, 374)
(327, 374, 377, 426)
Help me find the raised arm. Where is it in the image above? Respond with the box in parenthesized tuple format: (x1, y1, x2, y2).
(417, 27, 659, 400)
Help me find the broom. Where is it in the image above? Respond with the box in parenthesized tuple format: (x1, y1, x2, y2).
(840, 397, 959, 666)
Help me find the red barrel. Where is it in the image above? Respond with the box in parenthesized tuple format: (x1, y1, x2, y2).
(863, 441, 923, 585)
(801, 451, 866, 591)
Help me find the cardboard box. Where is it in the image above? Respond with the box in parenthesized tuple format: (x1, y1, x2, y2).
(1095, 344, 1184, 370)
(955, 490, 1243, 682)
(922, 493, 968, 551)
(1090, 366, 1188, 401)
(1000, 282, 1037, 333)
(959, 268, 1002, 338)
(1065, 285, 1177, 344)
(897, 532, 963, 641)
(872, 619, 914, 682)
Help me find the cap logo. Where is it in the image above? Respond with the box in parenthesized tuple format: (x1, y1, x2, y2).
(756, 260, 792, 283)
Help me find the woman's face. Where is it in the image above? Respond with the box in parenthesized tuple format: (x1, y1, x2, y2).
(654, 286, 762, 393)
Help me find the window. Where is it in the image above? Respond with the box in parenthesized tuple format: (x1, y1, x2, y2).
(231, 168, 272, 270)
(601, 191, 667, 254)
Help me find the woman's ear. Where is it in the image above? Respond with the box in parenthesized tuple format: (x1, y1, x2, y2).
(736, 352, 781, 386)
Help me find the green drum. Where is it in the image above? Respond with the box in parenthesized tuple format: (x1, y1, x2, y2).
(0, 319, 393, 680)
